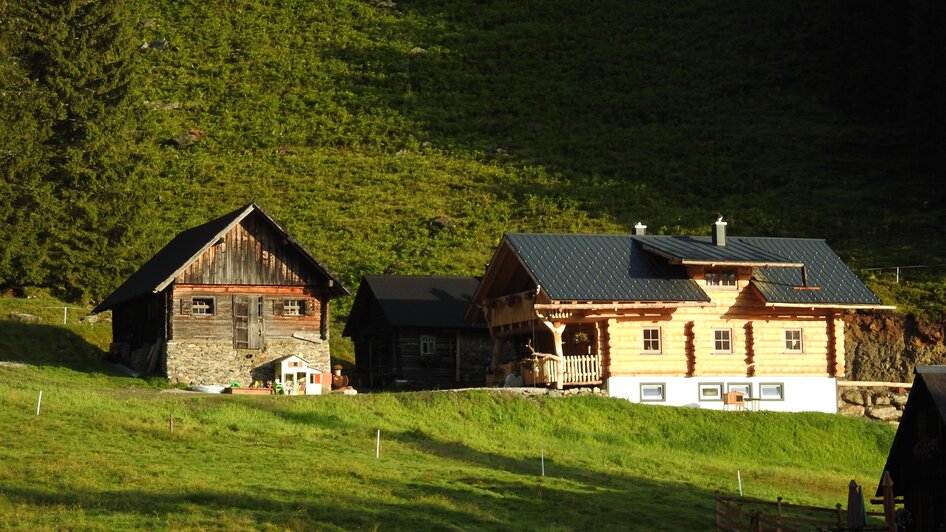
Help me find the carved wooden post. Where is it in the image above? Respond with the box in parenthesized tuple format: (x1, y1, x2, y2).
(549, 322, 566, 389)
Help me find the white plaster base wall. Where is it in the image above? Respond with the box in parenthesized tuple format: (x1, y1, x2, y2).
(607, 376, 838, 413)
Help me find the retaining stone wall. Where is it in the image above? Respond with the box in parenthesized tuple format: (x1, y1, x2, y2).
(166, 337, 331, 387)
(837, 386, 909, 423)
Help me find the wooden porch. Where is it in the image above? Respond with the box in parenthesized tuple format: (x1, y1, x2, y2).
(521, 353, 603, 387)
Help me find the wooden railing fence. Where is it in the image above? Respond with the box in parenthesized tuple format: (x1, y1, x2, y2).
(543, 354, 602, 386)
(715, 493, 889, 531)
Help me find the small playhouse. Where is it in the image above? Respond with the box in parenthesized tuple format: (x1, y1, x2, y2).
(275, 355, 325, 395)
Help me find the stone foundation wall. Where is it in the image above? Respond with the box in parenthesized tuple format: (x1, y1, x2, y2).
(165, 337, 331, 387)
(837, 386, 909, 423)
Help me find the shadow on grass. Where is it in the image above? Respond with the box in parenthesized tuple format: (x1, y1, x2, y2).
(0, 320, 105, 367)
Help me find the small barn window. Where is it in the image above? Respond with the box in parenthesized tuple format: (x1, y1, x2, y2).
(640, 383, 665, 402)
(283, 299, 305, 316)
(706, 269, 737, 287)
(642, 328, 661, 353)
(192, 297, 214, 316)
(784, 329, 803, 352)
(420, 335, 436, 356)
(713, 329, 732, 352)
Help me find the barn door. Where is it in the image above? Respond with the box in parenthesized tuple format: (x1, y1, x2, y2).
(233, 296, 262, 349)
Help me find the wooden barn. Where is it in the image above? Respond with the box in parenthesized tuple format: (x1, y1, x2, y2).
(876, 365, 946, 530)
(93, 203, 349, 387)
(467, 218, 891, 412)
(343, 275, 493, 389)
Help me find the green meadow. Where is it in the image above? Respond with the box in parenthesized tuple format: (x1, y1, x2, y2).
(0, 362, 893, 530)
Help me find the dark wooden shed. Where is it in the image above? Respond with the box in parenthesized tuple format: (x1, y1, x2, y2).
(93, 203, 349, 387)
(877, 365, 946, 530)
(343, 275, 492, 389)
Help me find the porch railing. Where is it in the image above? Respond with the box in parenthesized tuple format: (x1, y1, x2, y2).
(544, 354, 602, 385)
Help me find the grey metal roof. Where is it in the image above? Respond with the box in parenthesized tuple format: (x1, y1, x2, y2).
(343, 275, 485, 337)
(634, 235, 800, 265)
(742, 237, 883, 306)
(504, 234, 710, 302)
(93, 203, 348, 313)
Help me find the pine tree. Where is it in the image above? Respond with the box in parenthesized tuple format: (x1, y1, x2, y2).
(5, 0, 148, 301)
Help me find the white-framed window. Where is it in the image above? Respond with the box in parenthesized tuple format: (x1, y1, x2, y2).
(642, 328, 661, 353)
(192, 297, 214, 316)
(728, 383, 752, 399)
(759, 383, 784, 401)
(699, 383, 724, 401)
(784, 329, 803, 352)
(420, 335, 436, 356)
(283, 299, 305, 316)
(640, 383, 665, 402)
(713, 329, 732, 352)
(705, 269, 737, 287)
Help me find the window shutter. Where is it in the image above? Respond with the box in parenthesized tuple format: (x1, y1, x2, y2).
(304, 298, 316, 316)
(180, 298, 191, 315)
(274, 300, 284, 316)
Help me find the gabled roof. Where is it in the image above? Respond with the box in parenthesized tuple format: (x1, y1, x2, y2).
(636, 235, 885, 307)
(343, 275, 484, 337)
(501, 233, 709, 302)
(876, 366, 946, 497)
(93, 203, 348, 313)
(471, 231, 885, 309)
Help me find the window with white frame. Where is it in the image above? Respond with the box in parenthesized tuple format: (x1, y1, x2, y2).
(784, 329, 803, 352)
(705, 269, 737, 287)
(759, 383, 784, 400)
(283, 299, 305, 316)
(714, 329, 732, 352)
(727, 383, 752, 398)
(699, 383, 723, 401)
(192, 297, 214, 316)
(642, 328, 661, 353)
(640, 383, 665, 402)
(420, 335, 436, 356)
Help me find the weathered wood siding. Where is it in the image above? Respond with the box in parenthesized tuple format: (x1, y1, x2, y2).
(171, 285, 323, 343)
(175, 211, 323, 286)
(112, 291, 167, 349)
(395, 331, 457, 386)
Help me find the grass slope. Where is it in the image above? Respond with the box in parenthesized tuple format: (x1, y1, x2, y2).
(0, 363, 893, 530)
(117, 0, 942, 319)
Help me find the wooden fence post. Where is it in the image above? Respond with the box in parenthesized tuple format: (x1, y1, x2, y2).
(881, 470, 896, 532)
(715, 491, 720, 531)
(835, 503, 843, 528)
(775, 496, 782, 532)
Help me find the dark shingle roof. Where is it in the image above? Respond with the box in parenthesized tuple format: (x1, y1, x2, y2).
(343, 275, 484, 337)
(500, 233, 882, 307)
(504, 234, 709, 302)
(93, 203, 348, 313)
(635, 235, 801, 265)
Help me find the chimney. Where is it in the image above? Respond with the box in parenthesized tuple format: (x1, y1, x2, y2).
(712, 215, 726, 246)
(633, 222, 647, 236)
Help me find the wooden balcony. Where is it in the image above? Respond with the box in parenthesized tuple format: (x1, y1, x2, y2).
(522, 353, 602, 387)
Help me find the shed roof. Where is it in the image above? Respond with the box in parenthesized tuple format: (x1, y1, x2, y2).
(343, 275, 484, 337)
(93, 203, 348, 313)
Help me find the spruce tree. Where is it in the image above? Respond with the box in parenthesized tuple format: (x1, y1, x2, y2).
(6, 0, 147, 301)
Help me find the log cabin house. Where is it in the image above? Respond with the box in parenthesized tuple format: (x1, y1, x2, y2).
(343, 275, 494, 389)
(467, 219, 891, 412)
(876, 366, 946, 530)
(93, 203, 349, 387)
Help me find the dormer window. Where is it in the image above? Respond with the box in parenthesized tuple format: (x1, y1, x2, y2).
(705, 269, 737, 287)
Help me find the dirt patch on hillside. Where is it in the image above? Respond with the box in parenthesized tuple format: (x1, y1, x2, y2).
(845, 312, 946, 381)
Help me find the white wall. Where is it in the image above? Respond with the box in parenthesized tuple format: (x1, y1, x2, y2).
(607, 375, 838, 414)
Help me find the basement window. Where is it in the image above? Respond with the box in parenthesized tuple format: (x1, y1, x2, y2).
(728, 383, 752, 399)
(784, 329, 803, 352)
(699, 383, 724, 401)
(192, 297, 214, 316)
(759, 383, 784, 401)
(640, 383, 666, 402)
(705, 269, 737, 287)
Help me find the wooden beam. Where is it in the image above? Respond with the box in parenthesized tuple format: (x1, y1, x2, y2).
(535, 301, 711, 311)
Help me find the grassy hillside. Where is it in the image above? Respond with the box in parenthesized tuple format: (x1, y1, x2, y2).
(0, 362, 894, 530)
(6, 0, 943, 312)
